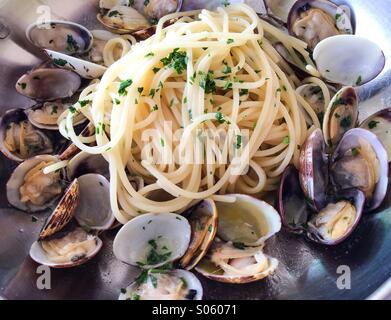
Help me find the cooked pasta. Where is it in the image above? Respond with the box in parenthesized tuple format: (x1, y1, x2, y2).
(59, 4, 324, 224)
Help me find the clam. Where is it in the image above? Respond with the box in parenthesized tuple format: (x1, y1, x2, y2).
(179, 199, 218, 270)
(279, 166, 365, 245)
(66, 151, 109, 180)
(331, 128, 389, 211)
(216, 194, 281, 246)
(0, 108, 53, 162)
(97, 5, 151, 34)
(360, 108, 391, 161)
(264, 0, 296, 24)
(119, 269, 203, 300)
(6, 155, 64, 212)
(113, 213, 191, 269)
(195, 195, 281, 284)
(313, 35, 385, 86)
(287, 0, 353, 51)
(25, 101, 86, 130)
(74, 174, 114, 231)
(307, 189, 365, 245)
(16, 66, 81, 101)
(323, 86, 359, 147)
(26, 20, 93, 55)
(299, 128, 329, 211)
(278, 165, 310, 233)
(196, 238, 279, 284)
(143, 0, 183, 20)
(29, 173, 114, 268)
(45, 49, 107, 79)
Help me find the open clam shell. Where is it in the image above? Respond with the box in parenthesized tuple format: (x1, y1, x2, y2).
(323, 86, 359, 147)
(288, 0, 353, 51)
(66, 151, 109, 180)
(97, 5, 151, 34)
(46, 49, 107, 79)
(6, 155, 64, 212)
(0, 108, 53, 162)
(119, 269, 203, 300)
(179, 199, 218, 270)
(26, 20, 93, 55)
(16, 67, 81, 101)
(313, 35, 385, 86)
(195, 238, 279, 284)
(307, 188, 365, 245)
(74, 174, 114, 231)
(29, 227, 103, 268)
(113, 213, 191, 269)
(331, 128, 389, 212)
(279, 165, 311, 233)
(216, 194, 281, 247)
(360, 108, 391, 161)
(25, 101, 86, 130)
(299, 128, 329, 211)
(39, 179, 79, 240)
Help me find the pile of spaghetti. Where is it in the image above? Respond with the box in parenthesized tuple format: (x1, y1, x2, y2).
(60, 4, 327, 223)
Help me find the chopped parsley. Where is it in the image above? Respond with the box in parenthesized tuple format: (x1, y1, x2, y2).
(340, 116, 353, 129)
(138, 87, 144, 94)
(368, 120, 380, 129)
(240, 89, 249, 96)
(145, 52, 155, 58)
(227, 38, 234, 44)
(233, 242, 246, 250)
(78, 100, 91, 107)
(223, 65, 231, 74)
(108, 10, 121, 17)
(152, 104, 158, 112)
(152, 67, 161, 74)
(53, 58, 67, 66)
(351, 148, 360, 157)
(118, 79, 133, 96)
(199, 71, 216, 94)
(51, 105, 58, 115)
(235, 135, 242, 149)
(66, 34, 79, 53)
(215, 112, 225, 124)
(355, 75, 362, 86)
(160, 48, 188, 74)
(283, 136, 290, 144)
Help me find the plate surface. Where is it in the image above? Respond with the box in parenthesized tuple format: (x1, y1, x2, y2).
(0, 0, 391, 300)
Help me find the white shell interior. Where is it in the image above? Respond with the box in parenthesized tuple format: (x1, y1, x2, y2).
(113, 213, 191, 268)
(74, 174, 114, 231)
(313, 35, 385, 86)
(45, 49, 107, 79)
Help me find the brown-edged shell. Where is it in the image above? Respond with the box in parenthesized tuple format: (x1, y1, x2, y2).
(39, 179, 79, 240)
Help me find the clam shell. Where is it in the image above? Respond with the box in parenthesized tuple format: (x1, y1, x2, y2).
(195, 239, 279, 284)
(278, 165, 311, 233)
(45, 49, 107, 79)
(6, 155, 63, 212)
(216, 194, 281, 246)
(66, 151, 109, 180)
(26, 20, 93, 55)
(360, 108, 391, 161)
(313, 35, 385, 86)
(299, 128, 329, 211)
(74, 174, 114, 231)
(113, 213, 191, 268)
(331, 128, 389, 211)
(119, 269, 203, 300)
(307, 188, 365, 245)
(0, 108, 53, 162)
(15, 67, 81, 101)
(29, 236, 102, 268)
(323, 86, 359, 147)
(39, 179, 79, 240)
(179, 199, 218, 270)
